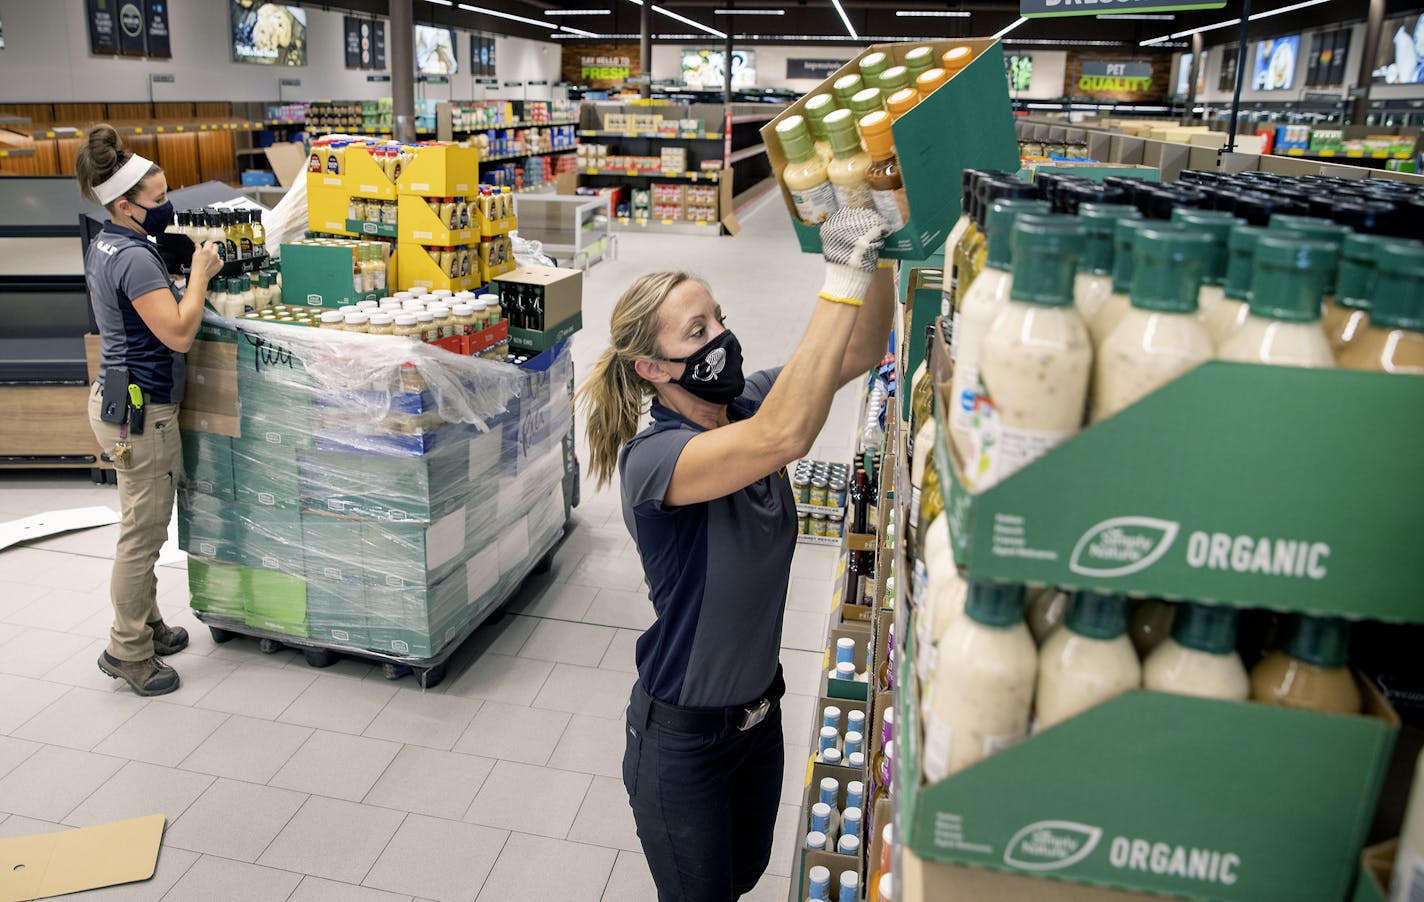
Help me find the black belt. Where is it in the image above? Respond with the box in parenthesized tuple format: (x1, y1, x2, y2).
(630, 667, 785, 735)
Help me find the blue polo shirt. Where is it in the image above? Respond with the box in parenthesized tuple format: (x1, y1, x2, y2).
(86, 222, 185, 404)
(619, 368, 798, 708)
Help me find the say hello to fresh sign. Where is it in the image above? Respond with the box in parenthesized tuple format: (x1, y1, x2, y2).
(1021, 0, 1225, 16)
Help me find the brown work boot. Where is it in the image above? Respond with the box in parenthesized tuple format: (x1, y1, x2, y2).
(151, 622, 189, 655)
(98, 651, 181, 697)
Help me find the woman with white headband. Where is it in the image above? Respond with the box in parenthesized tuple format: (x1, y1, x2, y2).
(77, 124, 222, 697)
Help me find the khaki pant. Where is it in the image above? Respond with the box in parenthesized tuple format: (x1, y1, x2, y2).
(88, 382, 182, 662)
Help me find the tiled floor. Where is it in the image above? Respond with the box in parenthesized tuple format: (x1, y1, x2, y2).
(0, 190, 862, 900)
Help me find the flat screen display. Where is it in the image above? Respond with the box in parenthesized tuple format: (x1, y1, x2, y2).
(230, 1, 306, 66)
(681, 50, 756, 89)
(1373, 14, 1424, 84)
(416, 25, 458, 75)
(1006, 54, 1033, 92)
(1251, 35, 1299, 91)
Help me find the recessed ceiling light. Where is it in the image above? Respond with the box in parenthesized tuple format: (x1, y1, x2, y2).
(991, 16, 1026, 39)
(457, 4, 558, 28)
(895, 10, 972, 17)
(714, 9, 787, 14)
(544, 9, 611, 14)
(829, 0, 858, 39)
(1141, 0, 1333, 46)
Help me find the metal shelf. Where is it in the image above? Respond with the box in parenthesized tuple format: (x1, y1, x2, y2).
(453, 119, 578, 133)
(582, 168, 721, 182)
(579, 129, 723, 140)
(611, 217, 721, 236)
(481, 147, 578, 164)
(31, 120, 262, 138)
(0, 148, 36, 158)
(727, 143, 767, 165)
(1278, 149, 1412, 159)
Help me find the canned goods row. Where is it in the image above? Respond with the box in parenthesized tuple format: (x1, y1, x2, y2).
(791, 462, 850, 508)
(798, 509, 845, 539)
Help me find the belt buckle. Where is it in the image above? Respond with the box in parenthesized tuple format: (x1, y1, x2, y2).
(738, 697, 770, 731)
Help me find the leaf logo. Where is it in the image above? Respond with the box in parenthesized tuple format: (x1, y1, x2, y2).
(1069, 516, 1180, 578)
(1004, 820, 1103, 871)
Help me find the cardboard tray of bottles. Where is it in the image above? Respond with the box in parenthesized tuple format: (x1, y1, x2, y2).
(892, 617, 1399, 902)
(279, 241, 386, 309)
(923, 333, 1424, 622)
(758, 38, 1020, 260)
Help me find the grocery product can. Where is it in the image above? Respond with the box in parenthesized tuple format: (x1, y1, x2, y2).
(829, 478, 847, 508)
(799, 514, 813, 535)
(792, 473, 811, 504)
(812, 511, 829, 537)
(829, 510, 845, 538)
(810, 477, 829, 507)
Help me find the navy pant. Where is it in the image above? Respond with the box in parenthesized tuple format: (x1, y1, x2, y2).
(623, 682, 785, 902)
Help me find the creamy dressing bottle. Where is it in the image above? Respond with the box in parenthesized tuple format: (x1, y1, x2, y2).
(1035, 590, 1141, 731)
(947, 198, 1049, 477)
(1128, 599, 1175, 657)
(859, 51, 889, 86)
(1324, 233, 1388, 356)
(803, 94, 838, 165)
(1201, 224, 1264, 345)
(1143, 602, 1249, 701)
(922, 581, 1036, 781)
(975, 215, 1091, 490)
(1075, 203, 1140, 324)
(1392, 749, 1424, 902)
(1218, 235, 1337, 368)
(1170, 208, 1238, 326)
(822, 109, 873, 211)
(1025, 585, 1068, 645)
(773, 116, 837, 225)
(1339, 240, 1424, 374)
(1092, 227, 1216, 423)
(1250, 614, 1361, 715)
(832, 73, 864, 107)
(904, 46, 935, 81)
(1265, 213, 1348, 310)
(918, 544, 967, 689)
(1086, 217, 1154, 348)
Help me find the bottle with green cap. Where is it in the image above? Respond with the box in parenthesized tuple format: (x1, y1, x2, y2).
(821, 108, 873, 211)
(1170, 208, 1239, 324)
(946, 198, 1050, 471)
(1091, 227, 1216, 423)
(1219, 234, 1337, 368)
(1086, 217, 1155, 347)
(1266, 213, 1348, 307)
(858, 51, 890, 86)
(1250, 614, 1361, 714)
(1035, 591, 1141, 731)
(1323, 233, 1388, 355)
(1202, 223, 1265, 345)
(1339, 239, 1424, 374)
(904, 46, 936, 81)
(1076, 203, 1142, 323)
(848, 87, 885, 120)
(773, 115, 838, 225)
(1143, 602, 1249, 701)
(976, 216, 1090, 489)
(803, 93, 838, 165)
(878, 64, 912, 94)
(832, 73, 865, 107)
(922, 581, 1036, 781)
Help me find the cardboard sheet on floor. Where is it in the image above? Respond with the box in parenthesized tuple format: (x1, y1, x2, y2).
(0, 506, 120, 552)
(0, 814, 164, 902)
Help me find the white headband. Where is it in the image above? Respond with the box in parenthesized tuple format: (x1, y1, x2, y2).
(94, 154, 155, 206)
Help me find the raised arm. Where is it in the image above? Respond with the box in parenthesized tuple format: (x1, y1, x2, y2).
(130, 241, 222, 353)
(838, 266, 894, 388)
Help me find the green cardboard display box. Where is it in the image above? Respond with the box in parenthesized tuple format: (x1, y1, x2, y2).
(243, 566, 308, 638)
(235, 505, 304, 575)
(760, 39, 1021, 259)
(187, 557, 245, 619)
(181, 432, 235, 500)
(305, 576, 371, 650)
(298, 441, 479, 524)
(897, 266, 945, 423)
(363, 507, 469, 591)
(279, 241, 382, 309)
(236, 329, 316, 449)
(232, 438, 301, 511)
(177, 492, 243, 565)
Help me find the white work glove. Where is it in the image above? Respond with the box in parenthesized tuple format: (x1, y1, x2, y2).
(818, 207, 891, 306)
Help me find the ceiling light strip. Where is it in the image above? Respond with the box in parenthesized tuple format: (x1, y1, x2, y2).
(829, 0, 858, 39)
(1140, 0, 1334, 47)
(895, 10, 972, 16)
(456, 3, 558, 29)
(544, 8, 612, 14)
(714, 9, 787, 14)
(991, 16, 1026, 39)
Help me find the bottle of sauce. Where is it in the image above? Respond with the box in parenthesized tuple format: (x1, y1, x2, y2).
(858, 111, 909, 233)
(904, 46, 936, 81)
(885, 88, 918, 121)
(416, 311, 438, 342)
(451, 304, 478, 336)
(343, 312, 370, 334)
(946, 198, 1050, 475)
(1200, 223, 1264, 345)
(249, 210, 266, 252)
(922, 581, 1036, 781)
(849, 88, 885, 121)
(1169, 208, 1237, 326)
(1086, 217, 1153, 348)
(941, 45, 974, 76)
(976, 215, 1091, 489)
(1219, 235, 1337, 368)
(1339, 240, 1424, 374)
(858, 51, 889, 86)
(877, 65, 911, 95)
(917, 541, 967, 689)
(1035, 590, 1141, 731)
(1025, 585, 1068, 645)
(1128, 599, 1175, 657)
(1392, 749, 1424, 902)
(832, 73, 864, 107)
(1092, 227, 1215, 423)
(822, 108, 873, 211)
(367, 313, 395, 336)
(1075, 203, 1141, 324)
(802, 93, 838, 164)
(1143, 602, 1249, 701)
(1325, 233, 1388, 356)
(916, 67, 949, 99)
(393, 313, 422, 339)
(773, 115, 837, 226)
(1250, 614, 1361, 714)
(429, 305, 455, 338)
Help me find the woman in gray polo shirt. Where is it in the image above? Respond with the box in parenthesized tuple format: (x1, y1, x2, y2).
(577, 208, 893, 901)
(76, 125, 222, 697)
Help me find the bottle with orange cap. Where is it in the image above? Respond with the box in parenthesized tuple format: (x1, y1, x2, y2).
(823, 108, 873, 211)
(941, 45, 975, 76)
(858, 111, 910, 231)
(915, 67, 949, 99)
(886, 88, 918, 121)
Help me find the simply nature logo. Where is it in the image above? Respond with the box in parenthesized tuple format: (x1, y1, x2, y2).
(1069, 517, 1179, 578)
(1004, 821, 1104, 871)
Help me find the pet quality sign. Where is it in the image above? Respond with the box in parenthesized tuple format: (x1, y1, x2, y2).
(1078, 60, 1153, 93)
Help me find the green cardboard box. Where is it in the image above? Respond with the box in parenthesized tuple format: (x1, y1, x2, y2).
(231, 503, 304, 575)
(306, 576, 371, 649)
(236, 327, 316, 449)
(508, 311, 583, 354)
(898, 266, 945, 424)
(366, 568, 467, 658)
(181, 432, 235, 500)
(233, 439, 301, 511)
(187, 557, 245, 619)
(299, 511, 368, 585)
(1351, 841, 1395, 902)
(298, 440, 475, 524)
(761, 38, 1020, 259)
(177, 492, 243, 565)
(243, 566, 308, 638)
(363, 506, 469, 590)
(279, 241, 380, 309)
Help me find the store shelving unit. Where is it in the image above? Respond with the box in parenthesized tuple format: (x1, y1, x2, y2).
(512, 194, 615, 270)
(610, 216, 721, 236)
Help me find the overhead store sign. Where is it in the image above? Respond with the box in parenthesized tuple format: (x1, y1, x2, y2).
(1021, 0, 1225, 17)
(787, 58, 850, 80)
(562, 43, 641, 89)
(1068, 53, 1168, 100)
(1078, 60, 1153, 93)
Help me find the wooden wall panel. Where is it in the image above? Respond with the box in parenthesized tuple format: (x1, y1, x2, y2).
(123, 133, 159, 166)
(197, 130, 237, 185)
(194, 102, 233, 118)
(0, 104, 54, 123)
(52, 103, 106, 125)
(105, 103, 152, 121)
(153, 102, 195, 119)
(156, 133, 201, 189)
(54, 137, 85, 176)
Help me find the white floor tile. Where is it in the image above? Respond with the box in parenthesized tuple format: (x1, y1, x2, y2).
(193, 663, 317, 719)
(0, 627, 94, 678)
(64, 760, 213, 828)
(0, 580, 38, 620)
(21, 551, 114, 594)
(566, 776, 640, 853)
(454, 701, 570, 767)
(465, 612, 539, 657)
(475, 832, 617, 902)
(765, 803, 802, 878)
(278, 673, 399, 735)
(518, 619, 616, 667)
(780, 610, 830, 653)
(507, 579, 598, 622)
(151, 653, 239, 707)
(7, 586, 108, 632)
(13, 685, 147, 750)
(547, 714, 625, 779)
(290, 876, 414, 902)
(42, 637, 129, 693)
(363, 689, 483, 752)
(0, 621, 21, 648)
(363, 814, 508, 902)
(464, 760, 592, 838)
(741, 874, 793, 902)
(782, 745, 812, 806)
(598, 629, 639, 674)
(76, 845, 199, 901)
(164, 777, 307, 862)
(561, 554, 646, 593)
(94, 700, 229, 767)
(580, 589, 655, 632)
(785, 577, 834, 613)
(161, 853, 303, 901)
(0, 815, 65, 838)
(600, 851, 656, 902)
(179, 714, 314, 784)
(781, 693, 816, 751)
(364, 745, 495, 820)
(0, 744, 125, 821)
(0, 735, 40, 780)
(257, 795, 406, 884)
(779, 649, 826, 698)
(444, 652, 554, 707)
(269, 729, 403, 803)
(557, 524, 632, 558)
(532, 664, 633, 720)
(0, 673, 69, 733)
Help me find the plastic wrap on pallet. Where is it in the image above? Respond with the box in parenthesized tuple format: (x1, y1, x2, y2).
(179, 311, 574, 659)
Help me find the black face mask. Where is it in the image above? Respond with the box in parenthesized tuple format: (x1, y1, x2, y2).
(665, 329, 746, 406)
(129, 198, 175, 235)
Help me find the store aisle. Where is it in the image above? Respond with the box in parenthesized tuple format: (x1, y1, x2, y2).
(0, 194, 861, 902)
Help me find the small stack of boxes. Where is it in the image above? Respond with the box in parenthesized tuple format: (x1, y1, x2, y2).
(685, 185, 718, 223)
(651, 183, 686, 221)
(395, 143, 481, 292)
(659, 147, 687, 174)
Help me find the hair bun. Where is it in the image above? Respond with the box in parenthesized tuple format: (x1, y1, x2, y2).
(86, 124, 123, 167)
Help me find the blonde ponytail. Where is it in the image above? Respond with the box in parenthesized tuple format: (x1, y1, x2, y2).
(577, 271, 697, 488)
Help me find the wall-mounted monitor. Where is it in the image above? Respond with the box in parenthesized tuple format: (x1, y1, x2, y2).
(230, 2, 306, 66)
(1006, 54, 1033, 92)
(416, 25, 458, 76)
(1373, 14, 1424, 84)
(681, 50, 756, 89)
(1251, 35, 1299, 91)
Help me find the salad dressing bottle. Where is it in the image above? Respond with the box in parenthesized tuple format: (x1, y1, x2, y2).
(1218, 235, 1337, 368)
(1250, 614, 1361, 714)
(773, 116, 837, 225)
(1092, 227, 1215, 423)
(1324, 233, 1388, 355)
(1170, 208, 1238, 326)
(1339, 240, 1424, 374)
(1035, 591, 1141, 730)
(849, 88, 885, 120)
(877, 65, 912, 95)
(1075, 203, 1140, 324)
(916, 67, 949, 99)
(1086, 217, 1154, 347)
(941, 45, 974, 76)
(803, 94, 838, 165)
(832, 73, 864, 107)
(904, 46, 936, 81)
(1143, 602, 1249, 701)
(822, 109, 873, 211)
(1201, 224, 1264, 345)
(858, 51, 890, 86)
(858, 111, 910, 233)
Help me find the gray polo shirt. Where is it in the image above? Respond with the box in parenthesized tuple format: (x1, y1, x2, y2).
(86, 222, 185, 404)
(619, 368, 798, 708)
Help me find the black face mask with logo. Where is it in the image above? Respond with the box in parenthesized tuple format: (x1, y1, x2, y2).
(665, 329, 746, 406)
